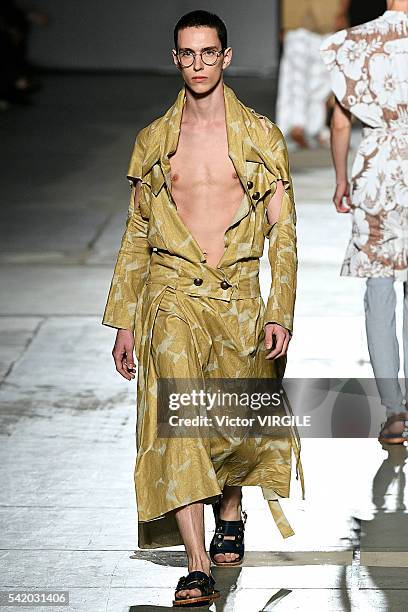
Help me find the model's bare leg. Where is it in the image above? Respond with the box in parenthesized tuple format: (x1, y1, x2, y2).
(213, 485, 242, 564)
(174, 502, 211, 600)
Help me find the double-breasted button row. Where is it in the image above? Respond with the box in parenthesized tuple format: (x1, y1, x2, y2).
(192, 278, 231, 290)
(247, 180, 260, 200)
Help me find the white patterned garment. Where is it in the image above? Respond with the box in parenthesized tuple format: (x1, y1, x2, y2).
(321, 10, 408, 279)
(277, 28, 333, 140)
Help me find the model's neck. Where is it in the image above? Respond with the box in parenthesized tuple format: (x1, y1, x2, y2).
(183, 78, 226, 124)
(387, 0, 408, 12)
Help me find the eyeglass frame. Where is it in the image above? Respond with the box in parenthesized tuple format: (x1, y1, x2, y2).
(175, 47, 226, 68)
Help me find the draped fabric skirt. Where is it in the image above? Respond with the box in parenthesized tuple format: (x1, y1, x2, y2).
(134, 266, 303, 549)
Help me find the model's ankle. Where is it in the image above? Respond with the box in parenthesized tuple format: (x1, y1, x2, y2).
(187, 555, 211, 575)
(220, 496, 241, 511)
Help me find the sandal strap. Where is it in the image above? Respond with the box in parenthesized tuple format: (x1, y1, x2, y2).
(215, 518, 246, 536)
(211, 536, 244, 554)
(212, 499, 247, 525)
(175, 571, 215, 595)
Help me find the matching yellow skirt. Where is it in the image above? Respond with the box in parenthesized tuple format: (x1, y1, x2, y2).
(134, 284, 303, 549)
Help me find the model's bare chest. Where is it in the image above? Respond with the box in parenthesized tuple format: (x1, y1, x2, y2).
(168, 125, 242, 190)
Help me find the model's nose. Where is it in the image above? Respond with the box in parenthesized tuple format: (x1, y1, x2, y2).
(193, 55, 204, 70)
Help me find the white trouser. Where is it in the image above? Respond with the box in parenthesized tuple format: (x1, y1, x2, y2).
(276, 28, 332, 138)
(364, 278, 408, 417)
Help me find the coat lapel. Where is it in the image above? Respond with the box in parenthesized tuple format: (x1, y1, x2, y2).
(159, 88, 185, 191)
(142, 82, 280, 189)
(140, 88, 185, 188)
(223, 84, 279, 216)
(223, 85, 250, 194)
(156, 84, 260, 201)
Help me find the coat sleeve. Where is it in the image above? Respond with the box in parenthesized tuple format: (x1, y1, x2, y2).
(263, 124, 297, 334)
(101, 128, 151, 332)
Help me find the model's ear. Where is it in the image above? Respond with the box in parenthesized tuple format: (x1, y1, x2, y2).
(222, 47, 232, 70)
(172, 49, 180, 70)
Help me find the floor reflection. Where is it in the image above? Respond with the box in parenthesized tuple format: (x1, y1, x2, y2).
(337, 443, 408, 611)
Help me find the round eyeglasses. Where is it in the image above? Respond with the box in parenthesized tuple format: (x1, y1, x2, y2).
(177, 49, 224, 68)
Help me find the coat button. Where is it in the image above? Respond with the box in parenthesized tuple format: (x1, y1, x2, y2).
(193, 278, 203, 286)
(220, 280, 231, 290)
(252, 191, 260, 200)
(247, 180, 253, 189)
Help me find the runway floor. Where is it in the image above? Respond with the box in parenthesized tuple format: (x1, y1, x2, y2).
(0, 74, 407, 611)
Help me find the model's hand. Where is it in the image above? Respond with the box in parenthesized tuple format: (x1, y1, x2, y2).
(333, 180, 351, 213)
(112, 329, 136, 381)
(264, 323, 291, 360)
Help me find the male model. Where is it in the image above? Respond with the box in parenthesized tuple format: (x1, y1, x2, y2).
(321, 2, 408, 445)
(102, 10, 302, 606)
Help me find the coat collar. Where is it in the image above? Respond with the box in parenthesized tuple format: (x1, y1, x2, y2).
(141, 83, 278, 202)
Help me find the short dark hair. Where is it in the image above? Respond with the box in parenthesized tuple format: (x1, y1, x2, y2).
(173, 10, 228, 51)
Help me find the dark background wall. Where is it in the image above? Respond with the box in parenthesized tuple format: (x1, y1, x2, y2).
(29, 0, 280, 75)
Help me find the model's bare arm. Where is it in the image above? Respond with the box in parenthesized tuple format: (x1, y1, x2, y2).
(263, 180, 292, 360)
(330, 99, 352, 213)
(334, 0, 350, 30)
(265, 179, 285, 226)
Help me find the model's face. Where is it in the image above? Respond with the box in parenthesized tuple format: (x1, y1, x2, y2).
(172, 26, 232, 94)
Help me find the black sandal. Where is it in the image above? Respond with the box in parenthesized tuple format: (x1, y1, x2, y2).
(173, 570, 220, 607)
(209, 496, 247, 566)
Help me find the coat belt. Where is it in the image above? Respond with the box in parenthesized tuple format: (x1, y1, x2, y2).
(146, 252, 261, 300)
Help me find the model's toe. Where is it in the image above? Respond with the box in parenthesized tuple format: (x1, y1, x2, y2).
(213, 551, 239, 563)
(175, 587, 201, 599)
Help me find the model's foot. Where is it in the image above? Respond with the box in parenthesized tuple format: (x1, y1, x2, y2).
(212, 498, 242, 564)
(289, 126, 309, 149)
(175, 557, 211, 600)
(379, 411, 408, 443)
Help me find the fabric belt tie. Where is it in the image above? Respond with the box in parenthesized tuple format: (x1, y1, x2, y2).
(146, 252, 262, 300)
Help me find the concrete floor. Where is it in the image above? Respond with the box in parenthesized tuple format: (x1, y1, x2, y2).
(0, 75, 407, 611)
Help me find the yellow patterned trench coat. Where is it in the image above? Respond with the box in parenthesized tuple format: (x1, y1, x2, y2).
(102, 83, 304, 549)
